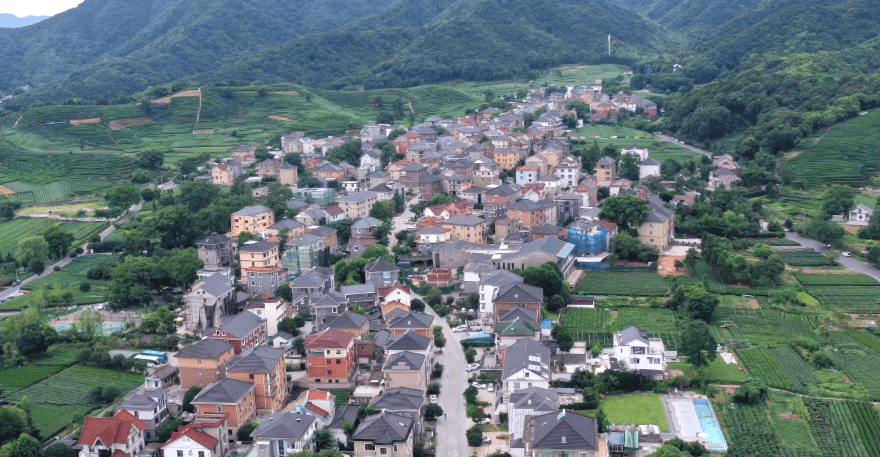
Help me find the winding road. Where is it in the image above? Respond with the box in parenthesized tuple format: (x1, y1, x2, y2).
(784, 232, 880, 282)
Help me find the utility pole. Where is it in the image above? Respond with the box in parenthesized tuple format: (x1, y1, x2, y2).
(608, 34, 611, 56)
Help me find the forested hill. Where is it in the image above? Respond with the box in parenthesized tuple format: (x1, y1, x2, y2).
(0, 0, 666, 104)
(608, 0, 767, 40)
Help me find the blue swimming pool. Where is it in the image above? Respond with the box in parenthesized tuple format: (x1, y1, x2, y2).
(693, 399, 728, 451)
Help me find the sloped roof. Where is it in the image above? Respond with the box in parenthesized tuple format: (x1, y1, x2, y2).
(195, 273, 233, 298)
(385, 331, 431, 352)
(529, 410, 598, 451)
(386, 311, 434, 329)
(213, 311, 264, 338)
(371, 387, 424, 411)
(495, 319, 541, 336)
(365, 258, 398, 272)
(338, 191, 377, 203)
(340, 283, 376, 296)
(498, 306, 539, 323)
(495, 282, 543, 303)
(239, 240, 276, 252)
(233, 205, 272, 216)
(443, 215, 485, 227)
(177, 338, 233, 360)
(163, 427, 218, 450)
(352, 217, 384, 229)
(79, 410, 146, 447)
(252, 412, 316, 440)
(596, 156, 615, 166)
(619, 326, 648, 345)
(509, 199, 555, 211)
(510, 387, 558, 412)
(352, 412, 413, 444)
(326, 311, 369, 330)
(304, 328, 355, 349)
(481, 269, 523, 286)
(270, 218, 305, 230)
(329, 404, 359, 429)
(226, 346, 284, 373)
(191, 378, 254, 405)
(383, 351, 425, 371)
(197, 233, 231, 246)
(502, 338, 550, 379)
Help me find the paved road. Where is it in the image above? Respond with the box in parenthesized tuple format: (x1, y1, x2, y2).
(655, 133, 712, 158)
(0, 201, 142, 302)
(422, 296, 470, 457)
(785, 232, 880, 282)
(389, 195, 418, 249)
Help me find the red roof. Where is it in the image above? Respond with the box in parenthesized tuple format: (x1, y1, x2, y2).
(165, 427, 218, 450)
(297, 389, 334, 401)
(597, 220, 618, 232)
(325, 206, 345, 216)
(79, 410, 146, 447)
(378, 284, 411, 296)
(111, 450, 129, 457)
(243, 266, 283, 273)
(306, 402, 330, 418)
(305, 328, 355, 349)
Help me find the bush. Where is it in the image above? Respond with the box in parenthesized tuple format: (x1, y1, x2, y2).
(732, 379, 768, 404)
(79, 282, 91, 292)
(424, 404, 444, 421)
(427, 382, 441, 395)
(465, 347, 476, 363)
(466, 426, 484, 447)
(237, 419, 259, 442)
(430, 362, 444, 379)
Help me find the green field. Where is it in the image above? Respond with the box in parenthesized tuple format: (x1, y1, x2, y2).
(0, 218, 109, 256)
(780, 108, 880, 189)
(776, 250, 837, 267)
(577, 393, 669, 432)
(795, 273, 879, 286)
(736, 346, 818, 393)
(577, 272, 669, 296)
(18, 254, 119, 304)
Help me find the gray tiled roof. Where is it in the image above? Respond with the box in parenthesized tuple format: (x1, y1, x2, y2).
(529, 410, 598, 451)
(481, 269, 523, 286)
(252, 412, 316, 440)
(386, 311, 434, 329)
(352, 412, 413, 444)
(214, 311, 264, 338)
(502, 338, 550, 379)
(509, 199, 554, 211)
(497, 306, 539, 324)
(226, 346, 284, 373)
(443, 215, 486, 226)
(352, 217, 384, 229)
(371, 388, 424, 411)
(340, 284, 377, 296)
(596, 156, 615, 165)
(176, 338, 233, 360)
(383, 351, 425, 371)
(365, 258, 398, 272)
(291, 269, 331, 288)
(308, 226, 335, 236)
(192, 378, 254, 405)
(197, 233, 231, 246)
(620, 326, 648, 345)
(290, 234, 323, 246)
(233, 205, 272, 216)
(198, 273, 234, 298)
(385, 331, 431, 352)
(269, 218, 305, 230)
(327, 311, 369, 330)
(337, 191, 377, 203)
(510, 387, 558, 411)
(239, 240, 276, 252)
(330, 404, 359, 429)
(495, 282, 543, 303)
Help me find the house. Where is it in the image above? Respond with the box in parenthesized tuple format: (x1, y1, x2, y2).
(197, 233, 235, 272)
(230, 206, 275, 237)
(78, 410, 146, 457)
(119, 386, 169, 440)
(281, 234, 330, 274)
(382, 351, 428, 391)
(849, 204, 873, 225)
(370, 183, 395, 201)
(713, 153, 740, 172)
(308, 225, 339, 249)
(554, 192, 582, 222)
(493, 282, 544, 326)
(226, 346, 287, 413)
(568, 221, 608, 256)
(364, 258, 400, 287)
(638, 196, 675, 251)
(385, 311, 434, 338)
(384, 331, 433, 357)
(381, 300, 410, 318)
(639, 157, 661, 179)
(501, 338, 550, 403)
(340, 284, 378, 309)
(516, 166, 540, 186)
(400, 163, 430, 191)
(295, 208, 329, 227)
(620, 145, 649, 161)
(313, 162, 345, 184)
(473, 158, 502, 187)
(508, 199, 556, 228)
(310, 291, 349, 331)
(414, 225, 451, 252)
(190, 379, 256, 434)
(351, 412, 414, 457)
(233, 146, 256, 163)
(612, 326, 667, 380)
(265, 219, 306, 243)
(251, 412, 319, 457)
(290, 267, 334, 296)
(304, 328, 356, 388)
(441, 215, 487, 244)
(256, 159, 281, 177)
(366, 170, 391, 188)
(595, 156, 616, 185)
(352, 217, 385, 237)
(370, 388, 426, 438)
(279, 163, 298, 187)
(508, 387, 558, 441)
(348, 235, 378, 258)
(707, 167, 741, 191)
(205, 310, 267, 355)
(184, 273, 235, 332)
(525, 154, 549, 176)
(212, 162, 242, 186)
(553, 156, 581, 188)
(285, 390, 337, 426)
(494, 148, 521, 171)
(478, 270, 523, 321)
(495, 318, 542, 348)
(326, 310, 370, 337)
(243, 295, 290, 336)
(177, 339, 236, 389)
(338, 191, 379, 219)
(161, 426, 221, 457)
(521, 410, 606, 457)
(243, 266, 283, 297)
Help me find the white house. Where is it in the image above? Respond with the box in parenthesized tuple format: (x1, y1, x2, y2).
(508, 387, 558, 441)
(639, 158, 661, 180)
(621, 145, 649, 161)
(379, 284, 413, 307)
(78, 411, 146, 457)
(161, 427, 221, 457)
(244, 295, 288, 336)
(849, 204, 873, 225)
(252, 412, 319, 457)
(612, 326, 667, 380)
(478, 270, 523, 321)
(502, 338, 551, 403)
(553, 156, 581, 188)
(707, 168, 741, 191)
(119, 385, 169, 440)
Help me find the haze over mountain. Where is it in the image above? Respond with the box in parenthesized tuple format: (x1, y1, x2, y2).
(0, 14, 49, 28)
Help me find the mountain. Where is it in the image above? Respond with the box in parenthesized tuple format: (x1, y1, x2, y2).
(0, 0, 667, 104)
(0, 14, 49, 28)
(608, 0, 767, 40)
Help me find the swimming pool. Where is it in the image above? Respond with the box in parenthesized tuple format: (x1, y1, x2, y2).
(693, 399, 728, 451)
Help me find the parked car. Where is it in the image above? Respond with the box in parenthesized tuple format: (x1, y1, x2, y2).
(466, 363, 481, 371)
(842, 251, 852, 257)
(429, 394, 437, 404)
(487, 384, 494, 392)
(471, 382, 487, 389)
(479, 416, 492, 425)
(482, 436, 491, 444)
(453, 325, 467, 332)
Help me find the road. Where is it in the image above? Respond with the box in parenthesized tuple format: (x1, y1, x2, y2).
(389, 195, 418, 250)
(785, 232, 880, 282)
(423, 295, 470, 457)
(655, 133, 712, 158)
(0, 201, 142, 302)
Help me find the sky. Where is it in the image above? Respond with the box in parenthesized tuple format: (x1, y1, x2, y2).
(1, 0, 84, 17)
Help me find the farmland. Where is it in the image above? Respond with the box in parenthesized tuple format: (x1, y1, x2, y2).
(577, 272, 669, 296)
(0, 218, 109, 257)
(776, 250, 837, 267)
(559, 307, 611, 333)
(736, 346, 817, 393)
(19, 254, 119, 305)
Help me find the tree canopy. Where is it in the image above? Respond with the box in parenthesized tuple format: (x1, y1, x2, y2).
(680, 321, 717, 368)
(599, 194, 649, 233)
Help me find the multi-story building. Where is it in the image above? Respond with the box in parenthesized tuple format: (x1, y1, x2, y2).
(230, 206, 275, 237)
(227, 346, 287, 413)
(252, 412, 319, 457)
(78, 411, 146, 457)
(364, 258, 400, 287)
(554, 192, 582, 222)
(212, 162, 242, 186)
(176, 339, 236, 389)
(493, 148, 520, 171)
(197, 234, 235, 271)
(501, 338, 550, 403)
(596, 156, 616, 185)
(441, 215, 487, 244)
(184, 273, 235, 333)
(279, 163, 298, 187)
(508, 387, 558, 441)
(243, 295, 291, 336)
(553, 155, 582, 188)
(612, 326, 667, 380)
(239, 241, 280, 270)
(638, 196, 675, 251)
(508, 199, 556, 227)
(515, 166, 540, 186)
(205, 311, 267, 355)
(191, 378, 256, 436)
(161, 426, 222, 457)
(351, 413, 414, 457)
(265, 218, 307, 243)
(119, 384, 169, 440)
(281, 234, 329, 274)
(337, 191, 379, 219)
(385, 311, 434, 338)
(304, 328, 356, 388)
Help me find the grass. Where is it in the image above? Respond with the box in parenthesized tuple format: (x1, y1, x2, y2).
(801, 285, 880, 311)
(777, 249, 837, 267)
(578, 393, 669, 432)
(767, 392, 818, 451)
(0, 218, 109, 256)
(18, 254, 119, 305)
(16, 200, 106, 216)
(704, 356, 750, 383)
(577, 272, 669, 296)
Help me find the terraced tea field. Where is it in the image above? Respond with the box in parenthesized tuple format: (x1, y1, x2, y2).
(0, 218, 109, 256)
(577, 272, 669, 296)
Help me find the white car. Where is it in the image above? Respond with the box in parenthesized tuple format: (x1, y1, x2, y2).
(479, 416, 492, 425)
(466, 363, 480, 372)
(487, 384, 494, 392)
(429, 395, 437, 404)
(472, 382, 487, 389)
(453, 325, 467, 332)
(842, 251, 852, 257)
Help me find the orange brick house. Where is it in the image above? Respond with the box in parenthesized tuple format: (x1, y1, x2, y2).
(191, 378, 256, 434)
(230, 206, 275, 237)
(177, 339, 236, 389)
(226, 346, 286, 414)
(305, 328, 356, 388)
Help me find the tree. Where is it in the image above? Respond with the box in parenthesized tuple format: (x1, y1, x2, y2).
(410, 298, 425, 312)
(424, 404, 444, 421)
(661, 159, 682, 179)
(802, 218, 845, 244)
(599, 194, 649, 232)
(596, 407, 608, 433)
(156, 416, 183, 442)
(752, 243, 772, 259)
(732, 379, 768, 404)
(314, 429, 336, 452)
(516, 262, 569, 303)
(425, 287, 442, 307)
(646, 444, 691, 457)
(821, 184, 856, 218)
(41, 443, 76, 457)
(680, 321, 717, 367)
(548, 295, 565, 313)
(463, 385, 478, 404)
(41, 226, 74, 259)
(430, 362, 444, 379)
(179, 181, 219, 212)
(136, 150, 164, 169)
(279, 317, 305, 336)
(1, 433, 40, 457)
(237, 419, 259, 442)
(15, 237, 48, 268)
(555, 328, 574, 353)
(106, 184, 140, 209)
(0, 409, 24, 446)
(434, 332, 446, 349)
(618, 153, 640, 181)
(466, 426, 484, 447)
(682, 287, 720, 322)
(15, 323, 53, 357)
(611, 232, 660, 262)
(182, 386, 201, 413)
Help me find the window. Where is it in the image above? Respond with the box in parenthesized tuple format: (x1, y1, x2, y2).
(336, 359, 341, 364)
(178, 452, 183, 457)
(198, 370, 202, 375)
(393, 444, 399, 452)
(197, 359, 202, 365)
(217, 406, 222, 412)
(380, 448, 389, 455)
(364, 444, 375, 451)
(632, 347, 645, 354)
(514, 382, 520, 389)
(198, 452, 204, 457)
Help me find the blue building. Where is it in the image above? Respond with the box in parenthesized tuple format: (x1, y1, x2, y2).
(568, 221, 607, 256)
